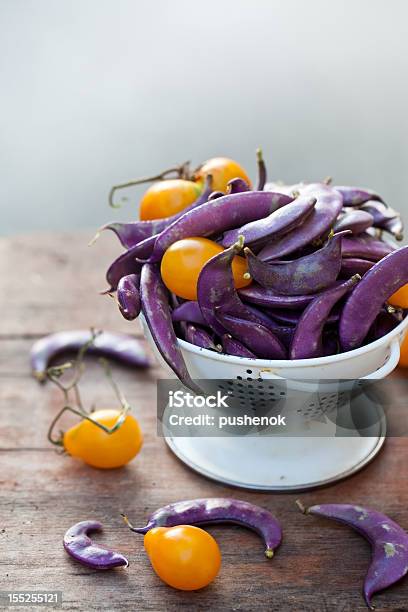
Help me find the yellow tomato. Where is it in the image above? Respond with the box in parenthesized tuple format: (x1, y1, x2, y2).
(160, 237, 251, 301)
(388, 284, 408, 309)
(195, 157, 251, 192)
(140, 179, 201, 221)
(398, 333, 408, 368)
(144, 525, 221, 590)
(63, 409, 143, 469)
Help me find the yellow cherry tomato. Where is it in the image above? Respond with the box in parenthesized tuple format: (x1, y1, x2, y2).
(388, 284, 408, 309)
(139, 179, 201, 221)
(63, 409, 143, 469)
(160, 237, 251, 301)
(398, 333, 408, 368)
(195, 157, 251, 192)
(144, 525, 221, 590)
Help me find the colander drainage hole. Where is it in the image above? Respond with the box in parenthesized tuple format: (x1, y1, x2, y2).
(246, 369, 253, 374)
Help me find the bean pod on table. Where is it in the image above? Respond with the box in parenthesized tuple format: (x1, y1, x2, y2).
(123, 498, 282, 558)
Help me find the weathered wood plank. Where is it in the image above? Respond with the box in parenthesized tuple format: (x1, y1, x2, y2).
(0, 231, 135, 335)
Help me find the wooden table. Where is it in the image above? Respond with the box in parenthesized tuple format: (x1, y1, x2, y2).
(1, 231, 408, 611)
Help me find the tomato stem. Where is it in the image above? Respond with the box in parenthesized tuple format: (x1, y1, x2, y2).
(45, 329, 132, 447)
(108, 161, 191, 208)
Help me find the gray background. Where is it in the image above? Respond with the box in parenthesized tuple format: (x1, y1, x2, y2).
(1, 0, 407, 237)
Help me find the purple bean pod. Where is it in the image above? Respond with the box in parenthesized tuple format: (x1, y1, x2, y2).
(123, 498, 282, 559)
(341, 233, 394, 261)
(258, 183, 343, 261)
(256, 148, 267, 191)
(334, 209, 374, 235)
(340, 245, 408, 351)
(140, 264, 200, 393)
(99, 175, 214, 249)
(382, 215, 404, 241)
(227, 177, 251, 194)
(105, 234, 156, 291)
(63, 521, 129, 570)
(298, 502, 408, 609)
(147, 191, 293, 263)
(360, 201, 397, 227)
(221, 196, 316, 248)
(221, 334, 257, 358)
(184, 324, 220, 352)
(215, 311, 287, 359)
(340, 258, 375, 278)
(171, 301, 207, 326)
(290, 275, 361, 359)
(334, 185, 384, 206)
(197, 237, 288, 337)
(246, 305, 295, 347)
(117, 274, 141, 320)
(207, 190, 224, 201)
(30, 331, 150, 382)
(246, 231, 348, 295)
(239, 284, 318, 309)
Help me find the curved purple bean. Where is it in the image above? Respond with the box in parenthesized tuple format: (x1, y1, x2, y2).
(256, 148, 267, 191)
(117, 274, 141, 320)
(221, 334, 257, 358)
(340, 258, 375, 277)
(341, 233, 394, 261)
(215, 311, 287, 359)
(140, 264, 200, 393)
(99, 175, 214, 249)
(334, 185, 384, 206)
(340, 246, 408, 351)
(105, 234, 156, 291)
(245, 305, 295, 347)
(246, 231, 347, 295)
(208, 190, 224, 201)
(239, 284, 317, 309)
(184, 324, 219, 352)
(221, 196, 316, 248)
(171, 301, 206, 326)
(197, 237, 286, 337)
(290, 275, 360, 359)
(147, 191, 293, 263)
(123, 498, 282, 558)
(383, 216, 404, 241)
(227, 177, 250, 194)
(63, 521, 128, 570)
(360, 201, 397, 227)
(258, 183, 343, 261)
(298, 502, 408, 609)
(334, 209, 374, 235)
(30, 331, 150, 382)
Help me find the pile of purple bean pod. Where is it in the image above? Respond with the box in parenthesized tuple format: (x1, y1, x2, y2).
(102, 169, 407, 386)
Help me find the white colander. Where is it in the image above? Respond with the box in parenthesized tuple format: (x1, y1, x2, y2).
(141, 315, 408, 490)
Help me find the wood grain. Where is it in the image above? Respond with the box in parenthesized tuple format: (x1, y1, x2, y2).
(1, 232, 408, 611)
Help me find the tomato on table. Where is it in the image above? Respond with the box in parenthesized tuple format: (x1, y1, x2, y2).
(144, 525, 221, 590)
(63, 409, 143, 469)
(160, 237, 251, 301)
(140, 179, 201, 221)
(194, 157, 251, 193)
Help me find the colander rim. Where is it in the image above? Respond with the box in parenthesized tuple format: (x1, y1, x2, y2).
(174, 313, 408, 368)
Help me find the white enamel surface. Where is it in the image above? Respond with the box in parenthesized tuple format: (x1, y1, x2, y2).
(141, 315, 407, 490)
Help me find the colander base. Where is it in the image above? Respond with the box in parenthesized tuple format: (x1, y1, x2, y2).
(165, 430, 385, 491)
